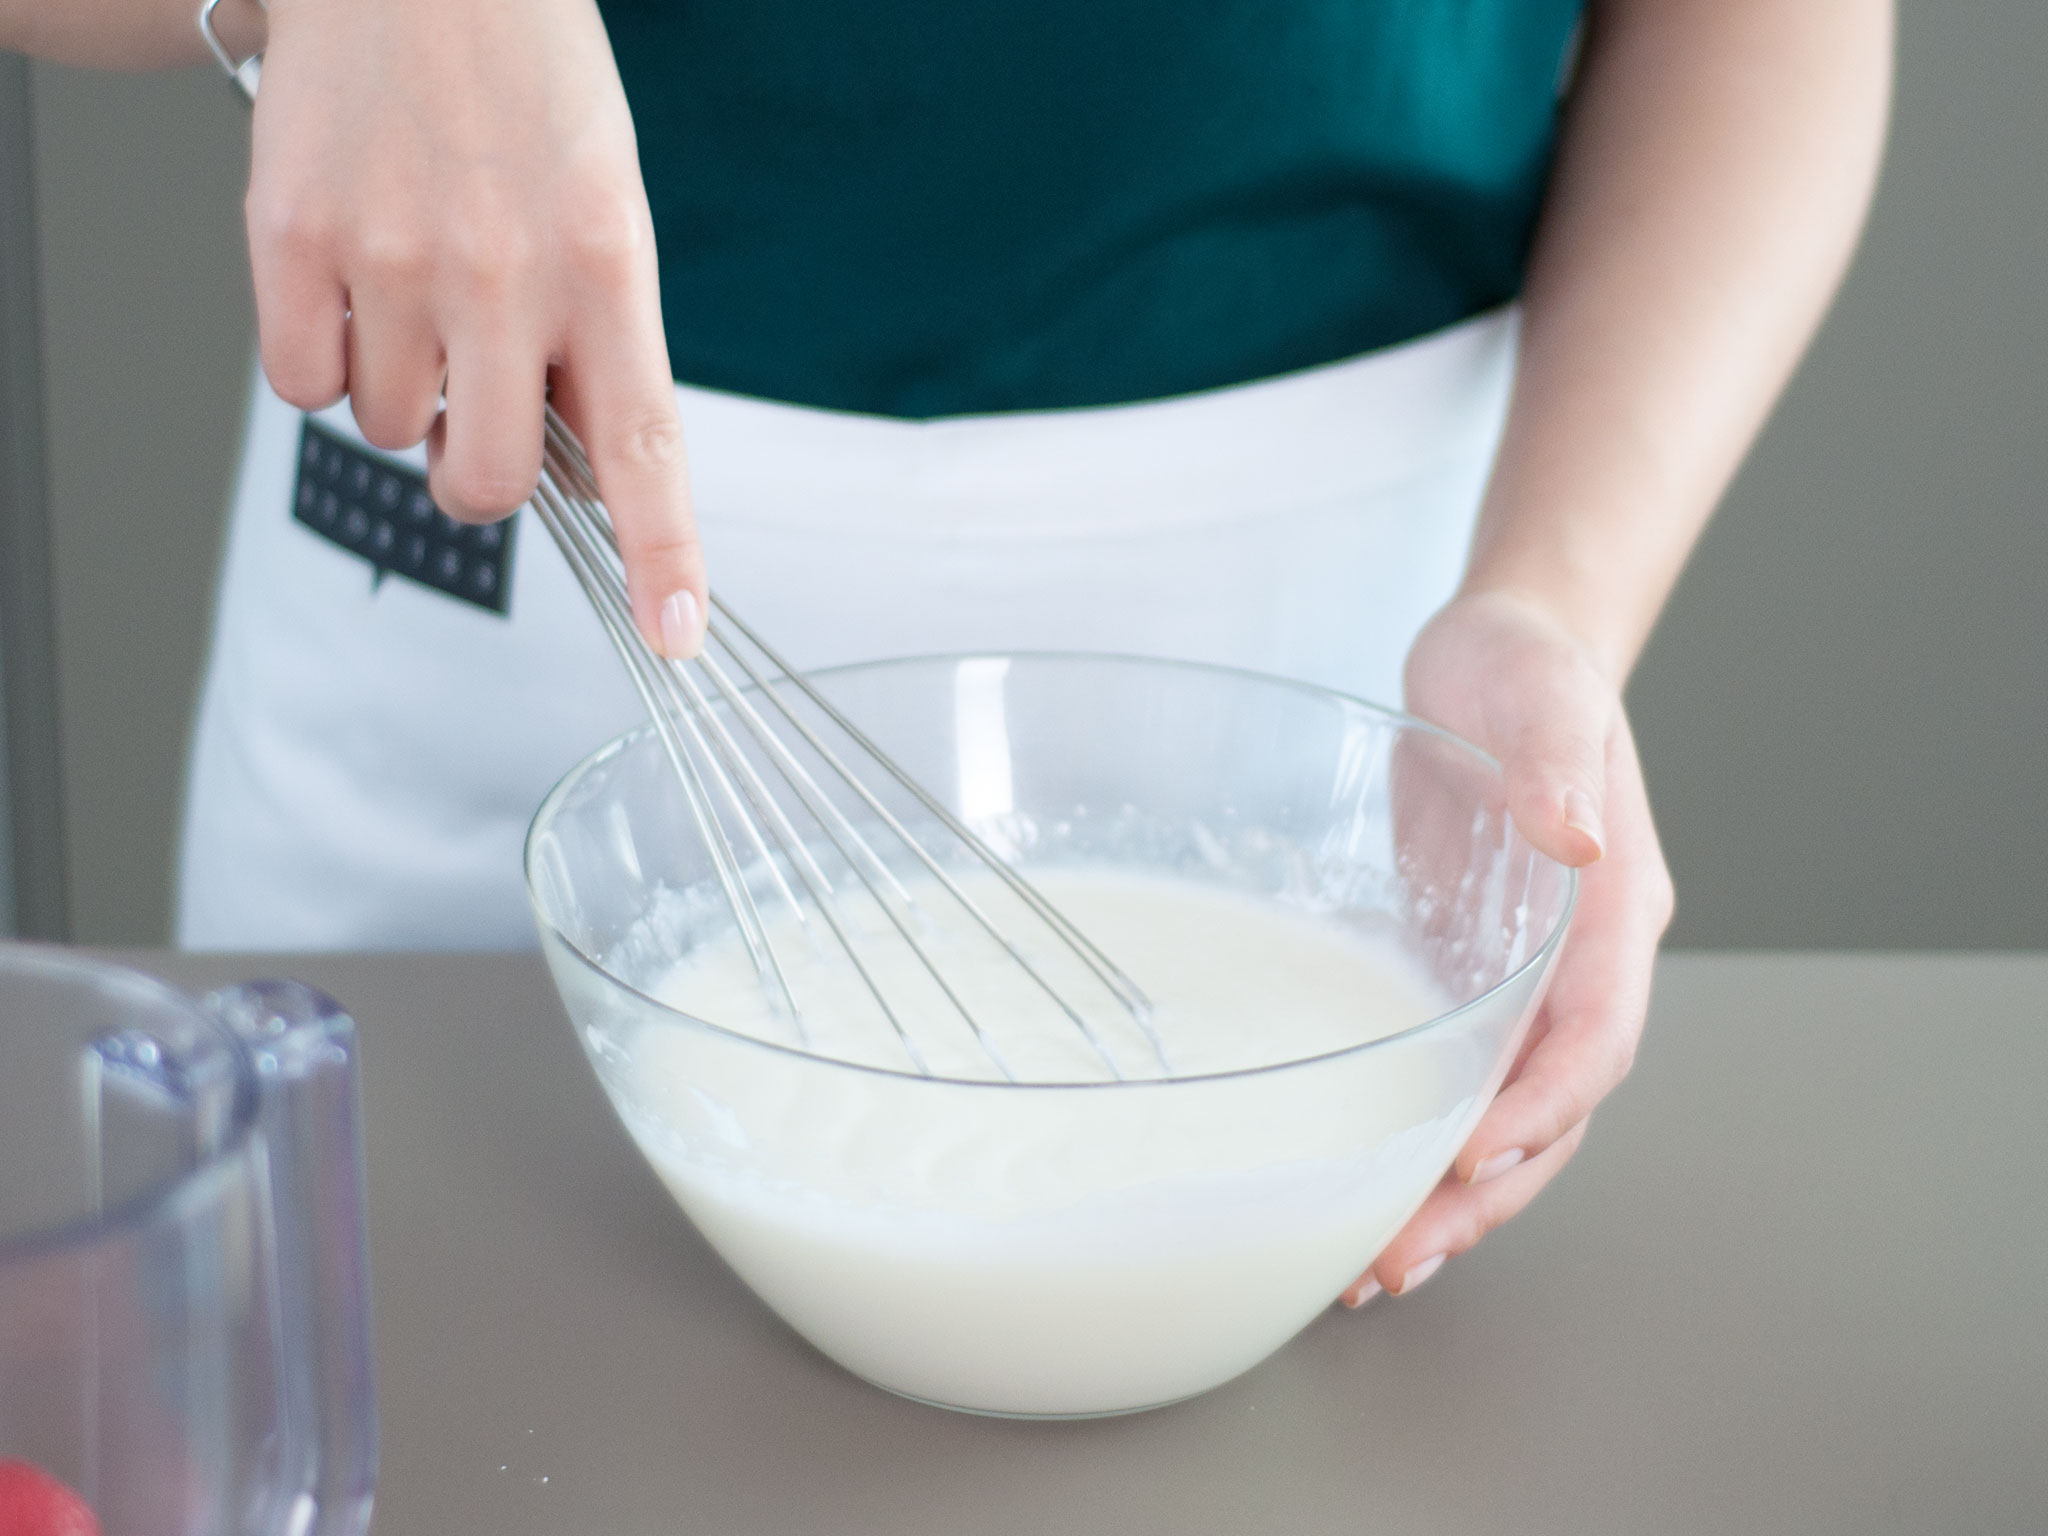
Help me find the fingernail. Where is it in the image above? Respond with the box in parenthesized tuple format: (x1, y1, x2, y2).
(1562, 788, 1606, 859)
(1340, 1275, 1382, 1311)
(658, 589, 701, 659)
(1393, 1253, 1446, 1296)
(1470, 1147, 1525, 1184)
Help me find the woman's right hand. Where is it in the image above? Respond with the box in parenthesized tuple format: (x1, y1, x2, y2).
(249, 0, 707, 656)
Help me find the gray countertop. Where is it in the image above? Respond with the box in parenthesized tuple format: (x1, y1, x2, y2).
(115, 950, 2048, 1535)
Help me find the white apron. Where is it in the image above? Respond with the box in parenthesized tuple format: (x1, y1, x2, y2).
(177, 308, 1518, 950)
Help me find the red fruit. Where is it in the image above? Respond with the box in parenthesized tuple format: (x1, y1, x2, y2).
(0, 1461, 100, 1536)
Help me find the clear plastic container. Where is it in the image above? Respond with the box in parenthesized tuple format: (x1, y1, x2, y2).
(0, 949, 376, 1533)
(528, 654, 1573, 1416)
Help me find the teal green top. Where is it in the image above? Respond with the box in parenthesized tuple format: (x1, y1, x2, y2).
(600, 0, 1582, 418)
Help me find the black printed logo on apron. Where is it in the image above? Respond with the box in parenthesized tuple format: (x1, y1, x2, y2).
(292, 417, 516, 616)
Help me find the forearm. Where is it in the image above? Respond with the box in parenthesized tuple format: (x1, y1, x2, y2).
(0, 0, 260, 69)
(1462, 0, 1893, 683)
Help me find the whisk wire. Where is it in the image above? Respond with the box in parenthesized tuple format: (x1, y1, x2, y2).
(690, 648, 918, 911)
(682, 647, 1033, 1076)
(656, 647, 954, 1077)
(533, 457, 946, 1069)
(531, 404, 1159, 1080)
(708, 602, 1160, 1027)
(528, 472, 803, 1030)
(700, 610, 1142, 1076)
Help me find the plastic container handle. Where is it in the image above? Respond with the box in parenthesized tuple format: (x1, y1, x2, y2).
(209, 982, 378, 1536)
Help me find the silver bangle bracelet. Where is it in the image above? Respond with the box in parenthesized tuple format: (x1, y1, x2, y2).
(198, 0, 266, 104)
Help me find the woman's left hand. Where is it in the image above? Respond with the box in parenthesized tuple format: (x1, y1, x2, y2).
(1340, 588, 1675, 1306)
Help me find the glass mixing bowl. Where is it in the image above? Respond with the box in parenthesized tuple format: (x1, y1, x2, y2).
(526, 654, 1575, 1417)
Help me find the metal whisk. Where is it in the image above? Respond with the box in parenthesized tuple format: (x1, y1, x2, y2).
(529, 406, 1160, 1081)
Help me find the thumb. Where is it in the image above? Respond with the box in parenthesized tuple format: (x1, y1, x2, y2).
(1493, 669, 1612, 869)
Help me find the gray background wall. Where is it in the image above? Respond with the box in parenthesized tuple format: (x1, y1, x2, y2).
(6, 0, 2044, 949)
(23, 63, 251, 944)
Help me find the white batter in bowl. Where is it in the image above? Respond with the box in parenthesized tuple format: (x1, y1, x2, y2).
(527, 654, 1574, 1417)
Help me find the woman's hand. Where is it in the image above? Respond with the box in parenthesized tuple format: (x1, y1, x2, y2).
(1335, 0, 1889, 1306)
(250, 0, 706, 655)
(1339, 589, 1674, 1306)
